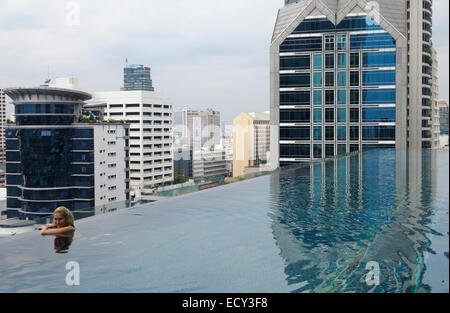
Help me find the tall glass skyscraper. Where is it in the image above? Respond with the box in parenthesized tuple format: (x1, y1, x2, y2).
(271, 0, 439, 168)
(271, 0, 408, 167)
(124, 64, 155, 91)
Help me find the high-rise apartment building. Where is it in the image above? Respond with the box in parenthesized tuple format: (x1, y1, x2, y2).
(233, 112, 270, 177)
(407, 0, 439, 149)
(94, 90, 173, 196)
(4, 87, 130, 220)
(271, 0, 438, 168)
(124, 64, 155, 92)
(431, 47, 440, 147)
(0, 89, 7, 164)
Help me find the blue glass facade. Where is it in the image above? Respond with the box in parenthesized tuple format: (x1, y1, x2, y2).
(5, 89, 96, 219)
(124, 64, 155, 91)
(279, 16, 396, 166)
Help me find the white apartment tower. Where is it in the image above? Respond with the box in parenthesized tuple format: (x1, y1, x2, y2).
(431, 46, 440, 148)
(407, 0, 439, 149)
(94, 91, 174, 196)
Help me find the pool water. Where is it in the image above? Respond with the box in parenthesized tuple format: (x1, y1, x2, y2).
(0, 149, 448, 293)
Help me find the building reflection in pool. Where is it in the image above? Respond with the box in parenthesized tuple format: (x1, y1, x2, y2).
(269, 149, 445, 293)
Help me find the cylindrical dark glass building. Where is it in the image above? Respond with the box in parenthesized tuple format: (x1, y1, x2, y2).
(4, 87, 94, 219)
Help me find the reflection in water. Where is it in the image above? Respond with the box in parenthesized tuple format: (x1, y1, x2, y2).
(54, 234, 74, 254)
(269, 149, 448, 293)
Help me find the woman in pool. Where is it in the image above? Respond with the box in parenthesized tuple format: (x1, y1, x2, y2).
(39, 206, 75, 235)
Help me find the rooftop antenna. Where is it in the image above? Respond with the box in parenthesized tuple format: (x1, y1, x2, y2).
(125, 57, 128, 68)
(44, 66, 51, 84)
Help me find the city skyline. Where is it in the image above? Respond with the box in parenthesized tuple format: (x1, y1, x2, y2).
(0, 0, 448, 123)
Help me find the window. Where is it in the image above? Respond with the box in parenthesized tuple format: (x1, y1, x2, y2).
(280, 127, 310, 140)
(350, 71, 359, 86)
(313, 144, 322, 158)
(362, 89, 396, 104)
(280, 37, 323, 52)
(337, 108, 347, 123)
(350, 126, 359, 140)
(325, 35, 335, 50)
(337, 126, 347, 140)
(350, 144, 359, 152)
(350, 90, 360, 105)
(280, 144, 311, 158)
(325, 54, 334, 68)
(325, 108, 334, 123)
(337, 72, 347, 87)
(350, 53, 360, 68)
(314, 72, 323, 87)
(280, 55, 311, 70)
(338, 53, 347, 68)
(325, 72, 334, 87)
(280, 73, 311, 87)
(350, 108, 360, 123)
(313, 54, 322, 69)
(325, 144, 334, 157)
(350, 33, 395, 50)
(362, 70, 396, 86)
(325, 90, 334, 105)
(314, 126, 322, 140)
(314, 108, 322, 123)
(362, 126, 395, 140)
(337, 34, 347, 50)
(362, 108, 396, 122)
(280, 110, 311, 123)
(280, 91, 310, 105)
(313, 90, 322, 106)
(362, 51, 396, 68)
(338, 144, 347, 155)
(337, 90, 347, 105)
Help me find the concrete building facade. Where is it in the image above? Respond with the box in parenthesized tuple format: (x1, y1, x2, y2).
(431, 46, 440, 148)
(192, 149, 227, 180)
(94, 91, 173, 196)
(407, 0, 438, 149)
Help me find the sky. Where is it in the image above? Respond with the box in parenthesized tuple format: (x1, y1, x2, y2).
(0, 0, 449, 123)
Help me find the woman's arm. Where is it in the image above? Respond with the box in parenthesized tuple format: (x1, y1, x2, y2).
(38, 223, 56, 231)
(40, 226, 75, 235)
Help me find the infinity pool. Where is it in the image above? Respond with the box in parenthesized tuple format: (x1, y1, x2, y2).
(0, 149, 448, 292)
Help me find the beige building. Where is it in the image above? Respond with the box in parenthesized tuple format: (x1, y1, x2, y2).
(233, 112, 270, 177)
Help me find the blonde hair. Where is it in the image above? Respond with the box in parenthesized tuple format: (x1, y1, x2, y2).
(54, 206, 74, 227)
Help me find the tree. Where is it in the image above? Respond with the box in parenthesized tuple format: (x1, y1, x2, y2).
(173, 173, 189, 184)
